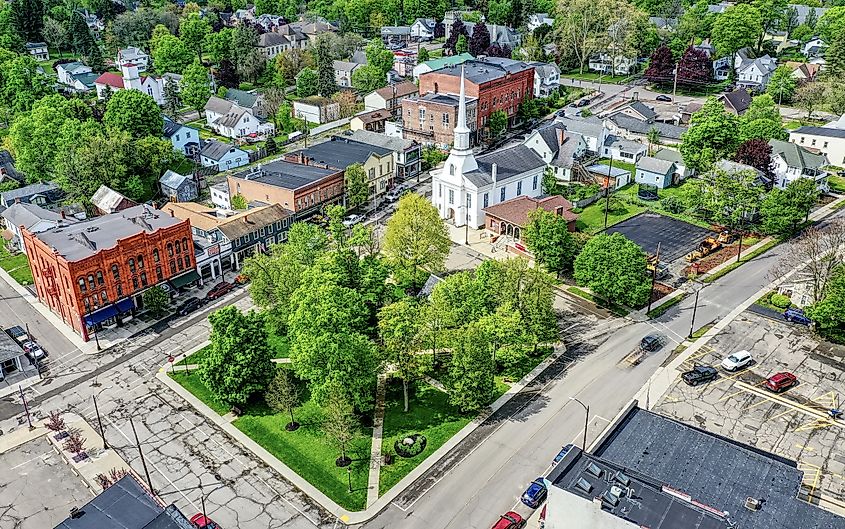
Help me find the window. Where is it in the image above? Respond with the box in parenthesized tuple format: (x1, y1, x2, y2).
(800, 136, 804, 144)
(466, 193, 471, 209)
(128, 258, 136, 273)
(78, 277, 87, 292)
(448, 189, 454, 204)
(175, 242, 181, 255)
(812, 139, 816, 146)
(111, 264, 120, 281)
(140, 272, 148, 287)
(449, 164, 455, 175)
(182, 238, 188, 252)
(177, 258, 184, 271)
(533, 174, 538, 190)
(156, 266, 163, 281)
(153, 248, 159, 262)
(116, 284, 123, 297)
(369, 167, 375, 179)
(87, 274, 95, 290)
(824, 141, 829, 148)
(175, 134, 180, 141)
(96, 271, 104, 285)
(438, 184, 442, 197)
(184, 255, 191, 268)
(101, 291, 108, 303)
(170, 260, 177, 275)
(517, 181, 522, 194)
(167, 243, 174, 257)
(137, 255, 144, 269)
(500, 187, 506, 202)
(442, 113, 449, 126)
(483, 192, 489, 208)
(83, 298, 89, 311)
(132, 277, 138, 290)
(419, 108, 425, 123)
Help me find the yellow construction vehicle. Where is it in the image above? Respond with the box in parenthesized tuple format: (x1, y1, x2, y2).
(685, 236, 722, 262)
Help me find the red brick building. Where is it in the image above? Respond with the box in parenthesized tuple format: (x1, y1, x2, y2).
(21, 204, 194, 341)
(417, 58, 535, 138)
(483, 195, 577, 252)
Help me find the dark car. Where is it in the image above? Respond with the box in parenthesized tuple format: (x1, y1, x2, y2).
(655, 94, 672, 102)
(576, 98, 590, 107)
(766, 372, 797, 392)
(551, 444, 575, 467)
(492, 512, 525, 529)
(640, 334, 663, 352)
(682, 365, 718, 386)
(784, 308, 812, 325)
(177, 298, 204, 316)
(5, 325, 29, 344)
(206, 281, 235, 300)
(190, 514, 222, 529)
(521, 478, 548, 508)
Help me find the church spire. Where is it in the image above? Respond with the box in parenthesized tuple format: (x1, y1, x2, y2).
(453, 65, 471, 152)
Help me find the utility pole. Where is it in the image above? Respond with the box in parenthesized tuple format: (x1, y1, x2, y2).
(130, 417, 154, 495)
(93, 396, 108, 449)
(672, 65, 679, 99)
(19, 385, 33, 430)
(688, 287, 701, 339)
(646, 242, 661, 315)
(569, 397, 590, 451)
(603, 155, 614, 230)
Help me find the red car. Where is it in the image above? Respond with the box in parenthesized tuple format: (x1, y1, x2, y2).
(766, 372, 797, 393)
(492, 511, 525, 529)
(190, 514, 222, 529)
(205, 281, 235, 300)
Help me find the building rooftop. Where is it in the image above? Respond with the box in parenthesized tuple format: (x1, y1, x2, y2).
(652, 147, 684, 164)
(592, 407, 845, 529)
(2, 202, 65, 230)
(346, 129, 417, 152)
(215, 204, 292, 241)
(554, 115, 604, 141)
(290, 137, 392, 170)
(610, 114, 686, 140)
(418, 53, 474, 72)
(90, 185, 134, 214)
(431, 57, 533, 84)
(34, 204, 185, 262)
(201, 139, 245, 161)
(770, 138, 828, 169)
(637, 155, 675, 174)
(0, 182, 61, 207)
(225, 88, 259, 109)
(374, 81, 418, 100)
(587, 164, 630, 178)
(483, 195, 576, 226)
(162, 202, 223, 232)
(159, 170, 192, 190)
(0, 327, 25, 363)
(233, 159, 338, 191)
(720, 88, 753, 114)
(463, 144, 546, 188)
(415, 92, 478, 107)
(793, 125, 845, 139)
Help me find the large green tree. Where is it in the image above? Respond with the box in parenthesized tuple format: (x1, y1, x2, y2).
(383, 193, 451, 287)
(574, 233, 651, 307)
(378, 299, 423, 412)
(680, 97, 741, 172)
(687, 167, 764, 227)
(759, 178, 819, 236)
(344, 162, 368, 209)
(446, 320, 495, 412)
(152, 33, 193, 74)
(179, 12, 211, 61)
(104, 89, 164, 139)
(711, 4, 762, 75)
(816, 6, 845, 44)
(314, 33, 336, 97)
(180, 59, 212, 115)
(231, 25, 265, 82)
(10, 0, 44, 42)
(740, 94, 787, 142)
(351, 65, 387, 92)
(766, 65, 797, 105)
(523, 208, 577, 276)
(0, 54, 51, 113)
(806, 265, 845, 343)
(296, 67, 318, 97)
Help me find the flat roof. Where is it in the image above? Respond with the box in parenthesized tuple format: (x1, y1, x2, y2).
(431, 57, 533, 84)
(233, 159, 338, 191)
(290, 137, 392, 170)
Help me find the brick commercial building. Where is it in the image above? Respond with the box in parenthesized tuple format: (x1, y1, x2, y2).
(416, 58, 535, 140)
(21, 204, 194, 341)
(402, 92, 479, 148)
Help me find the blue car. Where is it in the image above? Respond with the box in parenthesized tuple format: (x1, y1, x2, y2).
(520, 478, 548, 508)
(551, 444, 574, 467)
(784, 308, 812, 325)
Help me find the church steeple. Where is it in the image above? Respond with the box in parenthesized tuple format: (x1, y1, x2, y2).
(452, 66, 471, 153)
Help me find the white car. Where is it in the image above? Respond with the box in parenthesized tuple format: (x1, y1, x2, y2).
(22, 340, 46, 360)
(342, 214, 363, 228)
(720, 350, 752, 371)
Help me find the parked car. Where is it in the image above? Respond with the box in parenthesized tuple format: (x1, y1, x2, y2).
(385, 187, 405, 202)
(640, 334, 663, 352)
(766, 372, 797, 393)
(784, 308, 812, 325)
(655, 94, 672, 102)
(520, 478, 548, 508)
(177, 298, 204, 316)
(491, 512, 525, 529)
(190, 514, 222, 529)
(206, 281, 235, 300)
(343, 214, 363, 228)
(576, 98, 590, 107)
(682, 365, 718, 386)
(21, 341, 46, 360)
(720, 350, 753, 371)
(551, 443, 575, 467)
(5, 325, 29, 345)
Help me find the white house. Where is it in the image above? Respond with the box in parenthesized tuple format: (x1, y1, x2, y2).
(333, 60, 361, 88)
(56, 61, 97, 92)
(803, 37, 826, 58)
(430, 67, 546, 228)
(200, 140, 249, 171)
(0, 203, 74, 254)
(790, 120, 845, 167)
(588, 53, 638, 76)
(163, 118, 201, 156)
(769, 138, 829, 191)
(94, 64, 180, 105)
(211, 181, 232, 210)
(553, 115, 606, 154)
(527, 13, 554, 31)
(411, 18, 436, 41)
(653, 147, 693, 179)
(602, 135, 646, 163)
(736, 53, 777, 90)
(292, 96, 340, 124)
(530, 62, 560, 98)
(25, 42, 48, 61)
(204, 95, 274, 139)
(116, 46, 149, 72)
(523, 122, 587, 182)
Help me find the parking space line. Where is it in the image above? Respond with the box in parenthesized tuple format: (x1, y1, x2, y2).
(738, 397, 775, 413)
(794, 419, 834, 433)
(768, 408, 799, 422)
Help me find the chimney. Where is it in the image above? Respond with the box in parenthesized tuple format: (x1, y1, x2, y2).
(492, 163, 497, 185)
(556, 126, 566, 146)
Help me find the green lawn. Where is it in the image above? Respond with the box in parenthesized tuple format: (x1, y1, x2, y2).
(829, 175, 845, 194)
(235, 394, 372, 511)
(563, 70, 627, 84)
(567, 286, 630, 317)
(176, 344, 212, 366)
(646, 293, 686, 319)
(598, 158, 636, 175)
(168, 371, 230, 415)
(0, 245, 33, 285)
(613, 181, 712, 230)
(379, 380, 471, 494)
(166, 157, 196, 176)
(268, 330, 290, 359)
(573, 198, 646, 233)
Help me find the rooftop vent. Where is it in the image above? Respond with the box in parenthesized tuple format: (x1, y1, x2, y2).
(585, 462, 603, 479)
(614, 471, 631, 487)
(575, 477, 592, 494)
(609, 485, 625, 498)
(745, 497, 762, 511)
(601, 490, 620, 507)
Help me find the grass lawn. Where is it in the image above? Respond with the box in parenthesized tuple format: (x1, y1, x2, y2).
(168, 371, 229, 415)
(235, 393, 372, 511)
(646, 293, 686, 319)
(379, 380, 471, 494)
(829, 175, 845, 194)
(0, 245, 33, 285)
(613, 181, 712, 230)
(563, 70, 627, 84)
(166, 157, 196, 176)
(176, 344, 211, 366)
(598, 158, 635, 175)
(574, 199, 646, 233)
(268, 330, 290, 359)
(567, 286, 630, 317)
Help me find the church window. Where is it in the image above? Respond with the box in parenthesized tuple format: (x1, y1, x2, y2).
(449, 164, 455, 176)
(448, 189, 454, 204)
(500, 187, 506, 202)
(466, 193, 471, 209)
(517, 181, 522, 194)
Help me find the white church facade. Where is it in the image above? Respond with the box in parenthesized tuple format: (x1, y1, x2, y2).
(431, 67, 547, 228)
(93, 63, 179, 105)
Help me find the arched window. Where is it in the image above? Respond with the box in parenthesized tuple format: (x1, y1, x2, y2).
(96, 271, 104, 285)
(128, 258, 136, 274)
(87, 274, 95, 290)
(169, 260, 177, 275)
(183, 255, 191, 268)
(153, 248, 160, 262)
(140, 272, 148, 287)
(182, 238, 188, 252)
(83, 297, 90, 310)
(78, 277, 87, 292)
(111, 264, 120, 281)
(167, 243, 174, 257)
(101, 291, 108, 303)
(137, 255, 144, 269)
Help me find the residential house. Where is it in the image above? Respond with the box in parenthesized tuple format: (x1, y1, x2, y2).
(635, 156, 676, 188)
(94, 64, 181, 105)
(333, 60, 361, 88)
(411, 18, 436, 41)
(649, 16, 677, 30)
(25, 42, 48, 61)
(56, 61, 97, 92)
(602, 135, 647, 164)
(588, 53, 638, 76)
(604, 100, 657, 122)
(382, 26, 411, 46)
(116, 46, 149, 72)
(204, 95, 274, 139)
(291, 20, 338, 44)
(485, 24, 522, 50)
(232, 7, 256, 25)
(286, 136, 395, 198)
(79, 9, 104, 31)
(163, 118, 201, 156)
(790, 124, 845, 167)
(803, 37, 826, 58)
(402, 92, 479, 148)
(412, 53, 473, 80)
(769, 138, 829, 191)
(787, 61, 821, 84)
(274, 24, 310, 50)
(483, 195, 577, 253)
(1, 203, 75, 254)
(255, 13, 286, 31)
(527, 13, 554, 31)
(523, 122, 587, 183)
(586, 163, 631, 188)
(211, 182, 231, 210)
(347, 129, 422, 181)
(530, 62, 560, 98)
(364, 81, 419, 116)
(653, 147, 692, 179)
(293, 96, 340, 124)
(159, 171, 198, 202)
(200, 139, 249, 171)
(736, 53, 777, 90)
(719, 88, 753, 115)
(258, 32, 293, 60)
(553, 115, 606, 154)
(605, 114, 686, 146)
(676, 101, 702, 125)
(0, 151, 22, 186)
(393, 49, 417, 78)
(715, 159, 770, 188)
(229, 159, 344, 215)
(350, 109, 390, 133)
(0, 182, 62, 209)
(90, 185, 136, 215)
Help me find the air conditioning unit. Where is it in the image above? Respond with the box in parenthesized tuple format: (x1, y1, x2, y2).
(744, 497, 762, 511)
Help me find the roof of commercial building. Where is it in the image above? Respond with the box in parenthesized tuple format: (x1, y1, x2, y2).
(431, 57, 533, 84)
(418, 53, 474, 72)
(291, 137, 392, 170)
(414, 92, 478, 107)
(233, 159, 338, 191)
(215, 204, 292, 241)
(346, 129, 417, 152)
(161, 202, 223, 232)
(593, 407, 845, 529)
(793, 125, 845, 139)
(463, 144, 545, 188)
(483, 195, 576, 226)
(374, 81, 418, 100)
(637, 155, 675, 174)
(34, 204, 185, 262)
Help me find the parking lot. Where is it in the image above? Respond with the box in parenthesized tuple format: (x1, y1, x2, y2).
(607, 213, 713, 263)
(654, 311, 845, 510)
(0, 436, 93, 528)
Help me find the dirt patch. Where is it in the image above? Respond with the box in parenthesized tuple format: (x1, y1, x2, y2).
(681, 243, 752, 275)
(650, 282, 674, 303)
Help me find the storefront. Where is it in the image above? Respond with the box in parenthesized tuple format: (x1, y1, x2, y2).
(83, 297, 136, 333)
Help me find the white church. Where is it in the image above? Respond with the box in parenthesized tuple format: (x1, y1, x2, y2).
(93, 63, 181, 105)
(431, 67, 547, 228)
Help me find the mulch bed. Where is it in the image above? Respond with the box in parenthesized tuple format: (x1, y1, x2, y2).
(681, 243, 752, 276)
(650, 282, 674, 303)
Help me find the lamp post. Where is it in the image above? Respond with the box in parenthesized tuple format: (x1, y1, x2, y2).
(85, 305, 101, 351)
(688, 283, 706, 339)
(569, 397, 590, 452)
(93, 395, 108, 449)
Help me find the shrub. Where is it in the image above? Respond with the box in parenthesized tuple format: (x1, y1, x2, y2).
(496, 345, 530, 380)
(770, 293, 792, 308)
(238, 82, 254, 91)
(660, 195, 685, 214)
(44, 411, 66, 432)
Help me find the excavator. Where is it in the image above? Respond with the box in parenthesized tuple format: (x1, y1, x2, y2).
(685, 236, 722, 262)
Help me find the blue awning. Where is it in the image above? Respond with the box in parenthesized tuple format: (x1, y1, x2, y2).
(116, 297, 134, 313)
(84, 305, 120, 326)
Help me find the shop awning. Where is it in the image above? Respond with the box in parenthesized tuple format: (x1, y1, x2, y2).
(84, 304, 120, 326)
(169, 270, 201, 289)
(116, 297, 134, 313)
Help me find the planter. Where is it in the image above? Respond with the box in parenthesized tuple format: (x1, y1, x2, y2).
(394, 434, 427, 458)
(53, 431, 70, 441)
(285, 421, 300, 432)
(71, 452, 89, 463)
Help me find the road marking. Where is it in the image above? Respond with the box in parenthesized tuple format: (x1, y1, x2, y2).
(9, 453, 49, 470)
(795, 444, 816, 451)
(794, 419, 834, 433)
(768, 408, 798, 422)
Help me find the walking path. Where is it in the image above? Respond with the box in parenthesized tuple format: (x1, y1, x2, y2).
(366, 375, 387, 508)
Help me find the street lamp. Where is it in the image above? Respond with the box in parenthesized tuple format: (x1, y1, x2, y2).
(346, 466, 352, 493)
(687, 282, 707, 339)
(93, 395, 108, 449)
(569, 397, 590, 451)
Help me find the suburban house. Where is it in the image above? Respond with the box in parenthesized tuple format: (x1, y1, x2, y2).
(346, 129, 422, 181)
(769, 138, 829, 191)
(787, 61, 821, 84)
(273, 24, 310, 49)
(21, 204, 195, 340)
(80, 9, 104, 31)
(333, 60, 361, 88)
(364, 81, 419, 116)
(402, 92, 479, 148)
(527, 13, 554, 31)
(523, 122, 587, 183)
(718, 88, 753, 115)
(530, 62, 561, 98)
(255, 13, 287, 31)
(163, 118, 201, 156)
(736, 53, 777, 90)
(116, 46, 149, 72)
(0, 182, 63, 209)
(204, 95, 274, 139)
(200, 139, 249, 171)
(653, 147, 692, 179)
(350, 109, 390, 133)
(94, 64, 182, 105)
(286, 136, 396, 199)
(604, 113, 686, 146)
(1, 203, 74, 254)
(790, 124, 845, 167)
(25, 42, 48, 60)
(381, 26, 411, 45)
(228, 159, 344, 215)
(803, 37, 826, 58)
(553, 115, 606, 154)
(715, 159, 768, 187)
(412, 53, 473, 80)
(258, 32, 293, 59)
(292, 96, 340, 124)
(586, 163, 631, 188)
(483, 195, 577, 252)
(90, 185, 136, 215)
(159, 170, 198, 202)
(411, 18, 436, 41)
(635, 156, 677, 188)
(588, 53, 638, 75)
(602, 135, 647, 163)
(56, 61, 97, 92)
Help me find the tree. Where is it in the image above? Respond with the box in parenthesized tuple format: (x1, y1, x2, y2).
(646, 127, 660, 155)
(180, 60, 211, 115)
(141, 285, 169, 316)
(795, 82, 826, 119)
(711, 4, 763, 75)
(351, 65, 387, 92)
(447, 320, 496, 412)
(679, 97, 740, 173)
(265, 368, 301, 430)
(555, 0, 614, 73)
(677, 46, 712, 86)
(104, 90, 163, 139)
(766, 65, 797, 104)
(816, 6, 845, 43)
(0, 55, 51, 113)
(150, 24, 174, 55)
(759, 178, 818, 236)
(322, 386, 358, 465)
(523, 208, 576, 276)
(417, 46, 430, 63)
(365, 38, 394, 77)
(179, 12, 211, 61)
(752, 0, 787, 52)
(162, 76, 181, 119)
(10, 0, 43, 42)
(455, 34, 468, 53)
(296, 67, 318, 97)
(489, 110, 507, 138)
(826, 31, 845, 79)
(806, 265, 845, 343)
(314, 34, 337, 97)
(445, 18, 466, 54)
(383, 193, 450, 287)
(541, 167, 559, 195)
(152, 33, 193, 74)
(204, 27, 234, 66)
(688, 167, 764, 227)
(332, 90, 358, 118)
(231, 26, 265, 82)
(200, 307, 273, 406)
(265, 136, 277, 154)
(42, 17, 67, 57)
(469, 22, 491, 56)
(774, 221, 845, 306)
(379, 299, 422, 412)
(67, 12, 101, 67)
(734, 138, 773, 178)
(343, 162, 368, 209)
(574, 233, 651, 307)
(274, 48, 312, 86)
(645, 44, 675, 84)
(231, 194, 248, 209)
(740, 94, 787, 142)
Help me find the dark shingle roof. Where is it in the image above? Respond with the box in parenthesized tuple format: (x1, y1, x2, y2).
(216, 204, 292, 241)
(464, 144, 545, 187)
(628, 101, 657, 120)
(291, 137, 392, 169)
(233, 159, 338, 191)
(637, 155, 675, 174)
(0, 182, 61, 206)
(431, 58, 534, 84)
(201, 139, 245, 161)
(793, 126, 845, 139)
(225, 88, 259, 108)
(610, 114, 686, 140)
(720, 89, 753, 114)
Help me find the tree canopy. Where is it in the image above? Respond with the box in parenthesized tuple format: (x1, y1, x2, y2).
(574, 233, 651, 307)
